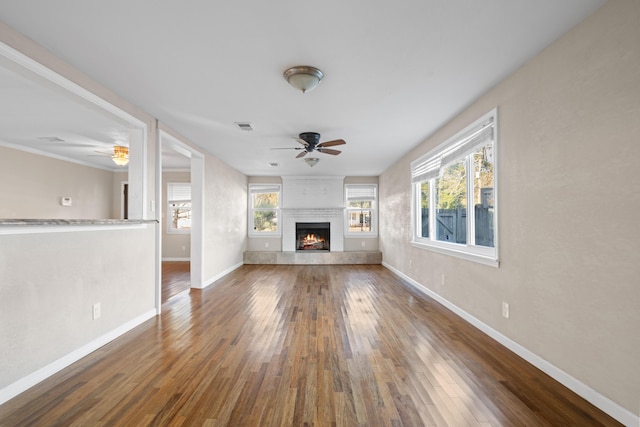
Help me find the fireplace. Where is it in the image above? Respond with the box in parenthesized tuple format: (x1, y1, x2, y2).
(296, 222, 330, 251)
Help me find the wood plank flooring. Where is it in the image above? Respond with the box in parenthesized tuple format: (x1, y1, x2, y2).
(0, 265, 623, 426)
(161, 261, 190, 303)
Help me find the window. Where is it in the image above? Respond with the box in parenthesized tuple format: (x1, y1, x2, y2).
(167, 182, 191, 234)
(345, 184, 377, 236)
(411, 109, 498, 266)
(249, 184, 281, 236)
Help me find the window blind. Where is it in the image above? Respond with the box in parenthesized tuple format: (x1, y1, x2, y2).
(249, 184, 281, 194)
(167, 182, 191, 202)
(411, 117, 494, 183)
(346, 184, 377, 201)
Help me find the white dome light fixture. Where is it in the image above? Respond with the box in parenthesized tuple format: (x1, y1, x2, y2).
(283, 66, 324, 93)
(305, 157, 320, 167)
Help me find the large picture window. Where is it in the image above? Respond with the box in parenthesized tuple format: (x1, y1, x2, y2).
(249, 184, 281, 236)
(167, 182, 191, 234)
(345, 184, 377, 236)
(411, 109, 498, 266)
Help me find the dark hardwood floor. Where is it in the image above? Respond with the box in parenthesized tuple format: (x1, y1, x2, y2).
(0, 265, 622, 426)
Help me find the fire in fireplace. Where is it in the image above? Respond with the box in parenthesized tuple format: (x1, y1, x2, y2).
(296, 222, 330, 251)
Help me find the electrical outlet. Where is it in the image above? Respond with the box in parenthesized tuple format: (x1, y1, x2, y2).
(502, 301, 509, 319)
(441, 273, 446, 286)
(92, 303, 101, 320)
(265, 242, 269, 248)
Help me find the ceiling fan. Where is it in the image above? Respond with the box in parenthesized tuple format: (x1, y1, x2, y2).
(273, 132, 346, 158)
(89, 145, 129, 166)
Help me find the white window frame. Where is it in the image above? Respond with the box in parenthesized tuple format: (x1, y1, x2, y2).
(248, 184, 281, 237)
(344, 184, 378, 237)
(411, 108, 499, 267)
(166, 182, 192, 234)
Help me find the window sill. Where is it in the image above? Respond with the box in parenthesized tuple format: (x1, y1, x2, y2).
(345, 233, 378, 238)
(249, 232, 282, 238)
(411, 240, 499, 268)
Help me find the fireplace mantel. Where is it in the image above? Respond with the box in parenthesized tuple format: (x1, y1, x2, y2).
(281, 176, 345, 209)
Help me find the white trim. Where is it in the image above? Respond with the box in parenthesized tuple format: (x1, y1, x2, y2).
(195, 262, 244, 290)
(162, 257, 190, 262)
(0, 223, 147, 235)
(382, 262, 639, 427)
(0, 309, 156, 406)
(410, 240, 499, 267)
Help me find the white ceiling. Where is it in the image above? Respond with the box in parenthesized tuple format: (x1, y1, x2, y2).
(0, 0, 605, 176)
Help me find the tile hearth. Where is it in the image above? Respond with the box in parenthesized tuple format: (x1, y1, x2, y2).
(243, 251, 382, 265)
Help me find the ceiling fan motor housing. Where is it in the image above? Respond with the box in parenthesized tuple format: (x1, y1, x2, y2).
(299, 132, 321, 147)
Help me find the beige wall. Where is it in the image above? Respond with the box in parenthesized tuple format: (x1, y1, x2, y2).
(203, 154, 247, 282)
(162, 171, 191, 260)
(0, 146, 115, 219)
(0, 226, 156, 391)
(379, 0, 639, 418)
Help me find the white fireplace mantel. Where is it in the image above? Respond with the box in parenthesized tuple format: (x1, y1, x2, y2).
(281, 176, 345, 252)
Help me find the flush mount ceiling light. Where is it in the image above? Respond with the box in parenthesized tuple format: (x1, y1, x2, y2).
(283, 66, 324, 93)
(304, 157, 320, 167)
(111, 145, 129, 166)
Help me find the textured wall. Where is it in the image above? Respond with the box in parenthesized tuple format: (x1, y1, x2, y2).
(380, 0, 639, 416)
(203, 153, 247, 283)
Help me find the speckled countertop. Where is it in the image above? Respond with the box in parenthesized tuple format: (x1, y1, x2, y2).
(0, 219, 158, 226)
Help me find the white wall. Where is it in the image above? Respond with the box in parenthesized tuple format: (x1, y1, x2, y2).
(0, 146, 115, 219)
(379, 0, 639, 420)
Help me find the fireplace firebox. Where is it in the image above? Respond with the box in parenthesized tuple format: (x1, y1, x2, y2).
(296, 222, 330, 251)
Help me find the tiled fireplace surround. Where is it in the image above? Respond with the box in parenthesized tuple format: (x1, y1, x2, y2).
(243, 176, 382, 265)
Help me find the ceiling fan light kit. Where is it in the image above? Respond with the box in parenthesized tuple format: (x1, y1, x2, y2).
(111, 145, 129, 166)
(283, 65, 324, 93)
(305, 157, 319, 167)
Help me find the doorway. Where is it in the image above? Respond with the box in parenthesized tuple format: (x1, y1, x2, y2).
(157, 128, 205, 309)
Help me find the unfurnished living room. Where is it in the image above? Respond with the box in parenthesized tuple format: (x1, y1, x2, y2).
(0, 1, 638, 426)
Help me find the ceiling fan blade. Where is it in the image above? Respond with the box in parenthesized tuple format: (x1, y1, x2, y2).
(317, 139, 346, 148)
(293, 137, 309, 147)
(270, 147, 303, 150)
(317, 148, 341, 155)
(296, 151, 307, 158)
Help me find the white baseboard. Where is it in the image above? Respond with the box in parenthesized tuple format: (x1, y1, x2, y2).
(382, 262, 639, 427)
(0, 309, 157, 406)
(194, 262, 244, 290)
(162, 257, 190, 262)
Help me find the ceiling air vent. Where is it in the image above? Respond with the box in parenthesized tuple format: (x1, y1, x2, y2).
(235, 122, 253, 131)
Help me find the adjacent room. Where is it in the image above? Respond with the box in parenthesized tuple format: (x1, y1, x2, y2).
(0, 1, 638, 425)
